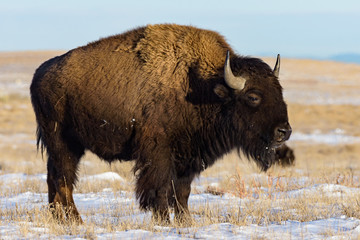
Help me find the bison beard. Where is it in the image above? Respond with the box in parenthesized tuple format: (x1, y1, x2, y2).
(30, 24, 294, 225)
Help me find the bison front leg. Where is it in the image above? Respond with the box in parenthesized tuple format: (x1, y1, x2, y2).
(135, 151, 174, 225)
(171, 175, 194, 226)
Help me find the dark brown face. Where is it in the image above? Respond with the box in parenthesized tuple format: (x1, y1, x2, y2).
(219, 52, 292, 170)
(236, 75, 292, 168)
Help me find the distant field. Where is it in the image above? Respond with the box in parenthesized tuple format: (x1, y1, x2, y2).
(0, 51, 359, 239)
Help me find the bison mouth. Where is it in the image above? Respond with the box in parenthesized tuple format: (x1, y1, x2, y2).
(250, 141, 284, 171)
(241, 125, 291, 171)
(263, 141, 287, 168)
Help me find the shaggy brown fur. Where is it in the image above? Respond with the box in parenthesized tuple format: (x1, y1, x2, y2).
(30, 24, 294, 224)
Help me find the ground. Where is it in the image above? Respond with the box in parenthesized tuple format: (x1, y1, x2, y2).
(0, 51, 359, 239)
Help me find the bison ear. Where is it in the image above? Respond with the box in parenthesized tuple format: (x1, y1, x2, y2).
(214, 84, 230, 100)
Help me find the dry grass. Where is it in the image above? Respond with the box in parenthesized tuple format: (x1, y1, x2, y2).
(0, 99, 359, 237)
(0, 52, 360, 238)
(288, 104, 360, 136)
(0, 159, 359, 238)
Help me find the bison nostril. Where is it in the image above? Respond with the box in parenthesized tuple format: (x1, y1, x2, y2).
(276, 125, 292, 142)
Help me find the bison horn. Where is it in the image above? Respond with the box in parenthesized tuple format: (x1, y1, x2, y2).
(273, 54, 280, 78)
(224, 51, 246, 90)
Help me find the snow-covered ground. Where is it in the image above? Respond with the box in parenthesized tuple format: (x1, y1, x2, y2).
(1, 55, 359, 239)
(290, 129, 360, 145)
(284, 89, 360, 105)
(1, 172, 360, 239)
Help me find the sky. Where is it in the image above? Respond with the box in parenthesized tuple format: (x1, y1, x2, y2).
(1, 0, 360, 58)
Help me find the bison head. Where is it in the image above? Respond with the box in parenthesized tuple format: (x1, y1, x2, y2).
(215, 51, 292, 170)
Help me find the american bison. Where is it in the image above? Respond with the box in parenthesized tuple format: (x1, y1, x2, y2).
(30, 24, 294, 224)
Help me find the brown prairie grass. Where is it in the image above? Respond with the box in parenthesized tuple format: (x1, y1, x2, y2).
(1, 144, 359, 239)
(1, 53, 360, 238)
(1, 148, 359, 238)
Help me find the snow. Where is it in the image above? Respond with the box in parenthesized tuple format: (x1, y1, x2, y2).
(81, 172, 125, 182)
(0, 128, 359, 239)
(2, 53, 360, 239)
(290, 131, 360, 145)
(0, 173, 359, 239)
(284, 89, 360, 105)
(0, 133, 36, 147)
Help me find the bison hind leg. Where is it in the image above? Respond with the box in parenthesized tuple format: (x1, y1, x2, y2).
(47, 164, 84, 224)
(43, 124, 85, 224)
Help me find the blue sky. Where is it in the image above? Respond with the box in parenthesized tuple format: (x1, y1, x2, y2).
(1, 0, 359, 58)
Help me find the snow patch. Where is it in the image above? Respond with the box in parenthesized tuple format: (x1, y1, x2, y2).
(1, 175, 360, 239)
(0, 133, 36, 146)
(81, 172, 125, 182)
(290, 130, 360, 145)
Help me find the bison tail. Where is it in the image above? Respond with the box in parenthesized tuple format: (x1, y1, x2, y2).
(36, 126, 45, 158)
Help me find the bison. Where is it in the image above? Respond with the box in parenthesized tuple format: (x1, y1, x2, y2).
(30, 24, 294, 224)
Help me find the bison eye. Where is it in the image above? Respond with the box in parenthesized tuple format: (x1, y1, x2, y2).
(246, 92, 262, 107)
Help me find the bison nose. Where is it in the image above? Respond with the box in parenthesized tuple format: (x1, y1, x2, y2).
(275, 122, 292, 142)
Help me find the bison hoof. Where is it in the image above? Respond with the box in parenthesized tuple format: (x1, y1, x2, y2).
(48, 203, 84, 225)
(174, 214, 194, 227)
(151, 211, 171, 226)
